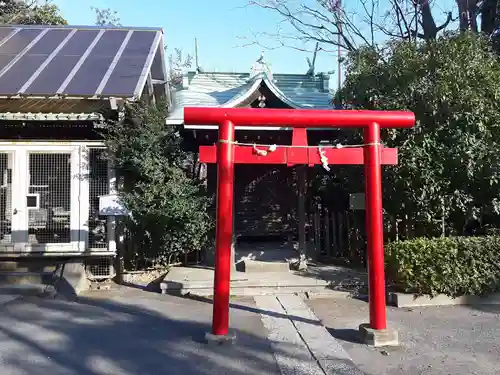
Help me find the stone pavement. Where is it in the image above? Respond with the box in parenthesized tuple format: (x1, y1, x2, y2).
(0, 287, 363, 375)
(307, 297, 500, 375)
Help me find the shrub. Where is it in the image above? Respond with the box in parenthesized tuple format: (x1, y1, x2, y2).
(385, 236, 500, 297)
(104, 102, 213, 269)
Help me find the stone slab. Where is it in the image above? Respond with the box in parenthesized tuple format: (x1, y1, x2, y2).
(276, 295, 354, 361)
(388, 292, 500, 308)
(254, 295, 326, 375)
(0, 294, 20, 306)
(205, 331, 237, 345)
(358, 323, 399, 347)
(256, 295, 365, 375)
(161, 267, 331, 296)
(242, 260, 290, 273)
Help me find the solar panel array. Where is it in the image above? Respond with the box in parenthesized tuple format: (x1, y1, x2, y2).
(0, 25, 163, 99)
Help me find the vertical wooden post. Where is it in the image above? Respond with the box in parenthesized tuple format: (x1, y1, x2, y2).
(364, 122, 387, 330)
(331, 211, 337, 257)
(212, 120, 235, 337)
(324, 207, 331, 257)
(297, 165, 307, 268)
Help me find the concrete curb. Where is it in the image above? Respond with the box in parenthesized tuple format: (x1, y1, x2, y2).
(0, 294, 22, 306)
(388, 292, 500, 308)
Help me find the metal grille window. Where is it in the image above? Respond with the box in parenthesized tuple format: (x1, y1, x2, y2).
(28, 153, 71, 244)
(88, 148, 109, 249)
(0, 153, 12, 245)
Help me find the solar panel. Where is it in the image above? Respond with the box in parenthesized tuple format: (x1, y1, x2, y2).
(0, 55, 47, 94)
(100, 57, 148, 96)
(58, 30, 100, 56)
(100, 31, 159, 96)
(121, 30, 157, 56)
(0, 25, 164, 99)
(0, 54, 16, 72)
(28, 29, 71, 54)
(0, 27, 16, 42)
(0, 28, 42, 55)
(24, 30, 100, 95)
(61, 30, 128, 96)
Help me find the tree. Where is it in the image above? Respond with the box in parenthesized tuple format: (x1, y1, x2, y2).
(336, 32, 500, 237)
(244, 0, 455, 53)
(246, 0, 500, 55)
(104, 102, 213, 268)
(0, 0, 67, 25)
(167, 48, 193, 87)
(92, 6, 121, 26)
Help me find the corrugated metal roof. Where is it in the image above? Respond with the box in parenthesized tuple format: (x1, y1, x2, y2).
(167, 70, 333, 125)
(0, 25, 165, 100)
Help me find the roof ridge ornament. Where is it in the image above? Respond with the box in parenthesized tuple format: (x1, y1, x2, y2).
(249, 51, 273, 81)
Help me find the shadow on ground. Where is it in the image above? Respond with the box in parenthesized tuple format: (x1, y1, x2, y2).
(0, 290, 289, 375)
(174, 292, 322, 326)
(326, 328, 362, 344)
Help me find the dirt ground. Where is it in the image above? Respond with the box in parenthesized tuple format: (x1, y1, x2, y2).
(306, 297, 500, 375)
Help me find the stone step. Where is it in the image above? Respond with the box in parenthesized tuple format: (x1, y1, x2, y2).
(0, 283, 49, 297)
(0, 271, 54, 285)
(161, 284, 333, 297)
(0, 261, 58, 273)
(241, 260, 291, 273)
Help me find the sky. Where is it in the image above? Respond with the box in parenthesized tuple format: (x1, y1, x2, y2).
(51, 0, 458, 76)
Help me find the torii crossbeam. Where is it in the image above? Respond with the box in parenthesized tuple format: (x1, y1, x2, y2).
(184, 107, 415, 344)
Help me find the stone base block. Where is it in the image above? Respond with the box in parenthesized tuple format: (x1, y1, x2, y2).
(204, 331, 236, 346)
(358, 323, 399, 347)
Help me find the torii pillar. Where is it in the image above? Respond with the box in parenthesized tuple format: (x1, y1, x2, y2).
(185, 107, 415, 347)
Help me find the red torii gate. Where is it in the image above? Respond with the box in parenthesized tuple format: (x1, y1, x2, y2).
(184, 107, 415, 342)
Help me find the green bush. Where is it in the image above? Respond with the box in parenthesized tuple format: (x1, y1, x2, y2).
(104, 102, 213, 269)
(385, 236, 500, 297)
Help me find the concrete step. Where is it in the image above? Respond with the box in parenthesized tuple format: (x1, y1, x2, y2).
(0, 283, 49, 296)
(162, 285, 333, 297)
(0, 261, 58, 273)
(240, 260, 291, 273)
(0, 271, 54, 285)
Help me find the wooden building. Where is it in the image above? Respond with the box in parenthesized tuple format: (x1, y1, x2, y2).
(168, 56, 337, 258)
(0, 24, 167, 281)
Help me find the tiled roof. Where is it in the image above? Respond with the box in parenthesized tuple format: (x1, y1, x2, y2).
(167, 70, 333, 125)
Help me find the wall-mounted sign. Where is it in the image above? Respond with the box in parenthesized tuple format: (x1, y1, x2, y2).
(99, 194, 129, 216)
(349, 193, 365, 211)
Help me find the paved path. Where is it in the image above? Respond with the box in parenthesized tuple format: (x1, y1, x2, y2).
(0, 288, 361, 375)
(307, 297, 500, 375)
(0, 289, 281, 375)
(255, 295, 363, 375)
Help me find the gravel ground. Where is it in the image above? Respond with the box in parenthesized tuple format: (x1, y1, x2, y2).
(306, 297, 500, 375)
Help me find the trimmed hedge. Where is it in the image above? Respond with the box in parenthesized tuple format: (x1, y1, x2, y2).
(385, 236, 500, 297)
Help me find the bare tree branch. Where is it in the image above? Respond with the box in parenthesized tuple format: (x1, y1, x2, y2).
(242, 0, 458, 55)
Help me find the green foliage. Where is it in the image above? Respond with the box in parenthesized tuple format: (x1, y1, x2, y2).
(91, 6, 121, 26)
(336, 32, 500, 236)
(0, 1, 67, 25)
(104, 103, 213, 268)
(385, 236, 500, 297)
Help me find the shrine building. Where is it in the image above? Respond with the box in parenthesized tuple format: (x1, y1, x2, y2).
(167, 55, 337, 256)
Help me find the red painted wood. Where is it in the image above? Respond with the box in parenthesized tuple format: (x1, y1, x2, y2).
(212, 120, 235, 336)
(198, 145, 398, 165)
(185, 106, 415, 337)
(364, 123, 387, 330)
(184, 107, 415, 129)
(288, 128, 308, 166)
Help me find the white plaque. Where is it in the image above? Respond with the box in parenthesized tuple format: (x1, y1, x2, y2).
(99, 194, 128, 216)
